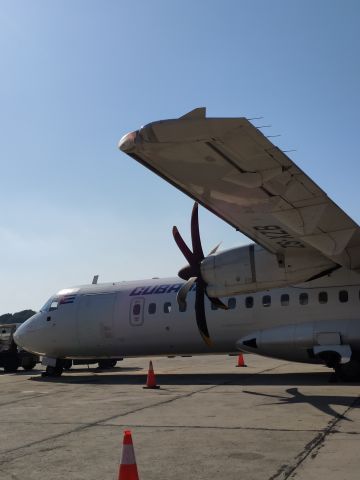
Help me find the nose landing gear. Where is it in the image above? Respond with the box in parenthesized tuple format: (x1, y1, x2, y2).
(41, 357, 121, 377)
(44, 365, 64, 377)
(41, 358, 65, 377)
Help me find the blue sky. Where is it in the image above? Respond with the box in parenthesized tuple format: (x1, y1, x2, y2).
(0, 0, 359, 313)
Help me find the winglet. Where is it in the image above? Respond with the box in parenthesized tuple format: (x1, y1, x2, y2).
(180, 107, 206, 119)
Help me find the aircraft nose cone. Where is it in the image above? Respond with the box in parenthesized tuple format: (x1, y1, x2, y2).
(118, 130, 137, 152)
(13, 324, 26, 348)
(13, 313, 45, 355)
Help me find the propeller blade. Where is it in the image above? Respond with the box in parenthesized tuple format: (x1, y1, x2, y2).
(195, 280, 213, 347)
(206, 293, 228, 310)
(178, 265, 193, 281)
(173, 203, 225, 347)
(191, 203, 205, 262)
(172, 226, 194, 266)
(208, 242, 222, 256)
(177, 277, 197, 310)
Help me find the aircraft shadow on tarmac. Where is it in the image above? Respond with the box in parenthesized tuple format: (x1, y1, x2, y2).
(28, 371, 360, 420)
(1, 366, 143, 377)
(243, 387, 360, 420)
(28, 370, 360, 386)
(66, 366, 143, 374)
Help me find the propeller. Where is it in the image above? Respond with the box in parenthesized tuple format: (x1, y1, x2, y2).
(172, 203, 228, 346)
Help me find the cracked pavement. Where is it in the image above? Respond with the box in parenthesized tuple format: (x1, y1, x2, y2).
(0, 355, 359, 479)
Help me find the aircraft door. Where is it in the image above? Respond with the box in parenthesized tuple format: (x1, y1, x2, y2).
(130, 298, 145, 326)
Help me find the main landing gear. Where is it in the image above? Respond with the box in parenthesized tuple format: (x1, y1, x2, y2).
(333, 357, 360, 382)
(319, 351, 360, 382)
(98, 359, 117, 369)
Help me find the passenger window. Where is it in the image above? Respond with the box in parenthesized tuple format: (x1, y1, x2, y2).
(299, 293, 308, 305)
(148, 303, 156, 314)
(318, 292, 328, 304)
(164, 302, 172, 313)
(49, 300, 59, 311)
(281, 294, 289, 306)
(133, 304, 141, 315)
(228, 298, 236, 310)
(339, 290, 348, 303)
(262, 295, 271, 307)
(245, 296, 254, 309)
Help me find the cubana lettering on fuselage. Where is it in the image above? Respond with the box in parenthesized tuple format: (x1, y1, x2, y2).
(129, 283, 195, 296)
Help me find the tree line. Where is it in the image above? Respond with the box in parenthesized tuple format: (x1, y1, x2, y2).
(0, 310, 36, 324)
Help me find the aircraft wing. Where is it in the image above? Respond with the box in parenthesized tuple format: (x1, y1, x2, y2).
(119, 108, 360, 270)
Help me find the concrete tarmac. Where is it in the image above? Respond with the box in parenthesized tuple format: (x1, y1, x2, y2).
(0, 354, 359, 480)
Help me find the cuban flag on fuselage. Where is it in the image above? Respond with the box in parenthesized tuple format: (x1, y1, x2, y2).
(59, 294, 77, 305)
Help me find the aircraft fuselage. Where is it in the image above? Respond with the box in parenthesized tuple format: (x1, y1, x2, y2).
(14, 268, 360, 368)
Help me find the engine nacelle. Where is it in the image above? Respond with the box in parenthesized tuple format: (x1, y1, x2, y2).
(201, 244, 336, 298)
(236, 320, 360, 364)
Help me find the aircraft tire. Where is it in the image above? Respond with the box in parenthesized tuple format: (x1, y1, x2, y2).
(45, 365, 63, 377)
(334, 359, 360, 382)
(98, 359, 117, 369)
(63, 360, 72, 370)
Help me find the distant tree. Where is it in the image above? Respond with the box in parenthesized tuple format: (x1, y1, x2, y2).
(0, 313, 13, 324)
(0, 310, 36, 324)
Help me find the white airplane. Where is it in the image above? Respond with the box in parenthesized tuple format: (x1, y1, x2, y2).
(15, 108, 360, 380)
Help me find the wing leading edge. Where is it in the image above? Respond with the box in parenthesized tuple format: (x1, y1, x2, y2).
(119, 108, 360, 271)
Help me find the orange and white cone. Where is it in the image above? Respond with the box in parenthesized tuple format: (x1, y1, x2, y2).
(236, 353, 247, 367)
(118, 430, 139, 480)
(143, 360, 160, 389)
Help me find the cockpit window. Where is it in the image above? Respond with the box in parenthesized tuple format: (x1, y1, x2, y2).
(40, 297, 54, 312)
(40, 291, 77, 312)
(49, 299, 59, 311)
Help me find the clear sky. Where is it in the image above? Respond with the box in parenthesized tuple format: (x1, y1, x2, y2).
(0, 0, 359, 313)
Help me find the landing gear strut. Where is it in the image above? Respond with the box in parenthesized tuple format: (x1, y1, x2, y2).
(334, 358, 360, 382)
(42, 359, 64, 377)
(317, 350, 360, 382)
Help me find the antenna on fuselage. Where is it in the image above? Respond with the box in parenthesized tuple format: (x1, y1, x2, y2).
(92, 275, 99, 285)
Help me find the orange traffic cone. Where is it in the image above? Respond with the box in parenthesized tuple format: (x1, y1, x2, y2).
(236, 353, 247, 367)
(118, 430, 139, 480)
(143, 360, 160, 389)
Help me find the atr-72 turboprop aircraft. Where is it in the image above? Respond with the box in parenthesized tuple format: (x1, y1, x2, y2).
(15, 108, 360, 379)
